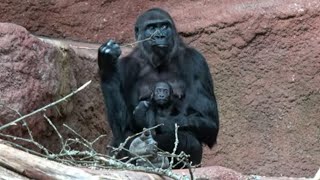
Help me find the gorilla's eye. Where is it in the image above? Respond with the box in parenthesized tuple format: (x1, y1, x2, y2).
(161, 25, 168, 29)
(147, 24, 156, 30)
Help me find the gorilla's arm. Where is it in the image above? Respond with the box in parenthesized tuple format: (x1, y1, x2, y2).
(185, 49, 219, 147)
(98, 40, 130, 146)
(186, 49, 219, 148)
(133, 101, 155, 130)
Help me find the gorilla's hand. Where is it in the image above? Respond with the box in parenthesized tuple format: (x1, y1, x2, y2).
(133, 101, 150, 116)
(129, 130, 158, 157)
(98, 40, 121, 62)
(157, 116, 172, 133)
(158, 115, 186, 133)
(133, 101, 151, 128)
(145, 143, 158, 157)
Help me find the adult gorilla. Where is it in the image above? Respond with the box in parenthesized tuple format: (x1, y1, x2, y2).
(98, 8, 219, 166)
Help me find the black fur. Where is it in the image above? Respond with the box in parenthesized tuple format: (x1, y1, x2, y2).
(98, 8, 219, 166)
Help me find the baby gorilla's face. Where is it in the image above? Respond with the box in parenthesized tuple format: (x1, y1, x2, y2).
(153, 82, 171, 106)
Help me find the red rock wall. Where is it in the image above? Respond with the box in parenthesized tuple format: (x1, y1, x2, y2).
(0, 0, 319, 177)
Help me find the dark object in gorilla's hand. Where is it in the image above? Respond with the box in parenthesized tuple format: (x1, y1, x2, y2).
(98, 8, 219, 167)
(129, 129, 169, 168)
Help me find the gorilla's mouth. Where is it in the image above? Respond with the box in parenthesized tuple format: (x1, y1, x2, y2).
(154, 44, 168, 48)
(151, 39, 169, 48)
(156, 99, 168, 105)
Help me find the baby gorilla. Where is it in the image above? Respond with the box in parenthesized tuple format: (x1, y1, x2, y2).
(133, 82, 179, 134)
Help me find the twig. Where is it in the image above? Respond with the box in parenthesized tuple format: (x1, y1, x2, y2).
(0, 80, 92, 131)
(1, 140, 46, 158)
(112, 124, 163, 158)
(120, 30, 158, 48)
(0, 80, 195, 179)
(63, 124, 91, 146)
(54, 106, 62, 117)
(125, 151, 156, 169)
(91, 134, 107, 145)
(169, 123, 179, 169)
(0, 132, 51, 156)
(70, 30, 159, 50)
(43, 114, 65, 150)
(0, 104, 34, 140)
(22, 119, 34, 140)
(187, 161, 195, 180)
(68, 45, 98, 50)
(0, 104, 22, 117)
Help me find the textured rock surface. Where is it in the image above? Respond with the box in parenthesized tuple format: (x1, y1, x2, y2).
(0, 23, 110, 153)
(183, 1, 320, 178)
(190, 1, 320, 177)
(0, 23, 75, 143)
(39, 38, 112, 154)
(0, 0, 319, 178)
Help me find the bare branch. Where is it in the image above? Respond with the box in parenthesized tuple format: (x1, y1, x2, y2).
(43, 114, 64, 150)
(0, 133, 51, 156)
(63, 124, 91, 146)
(120, 30, 159, 48)
(169, 123, 179, 169)
(70, 30, 159, 49)
(0, 104, 34, 140)
(1, 140, 46, 158)
(0, 80, 196, 179)
(111, 124, 163, 158)
(0, 80, 92, 131)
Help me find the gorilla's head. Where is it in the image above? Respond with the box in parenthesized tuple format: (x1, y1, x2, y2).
(135, 8, 181, 67)
(153, 81, 172, 107)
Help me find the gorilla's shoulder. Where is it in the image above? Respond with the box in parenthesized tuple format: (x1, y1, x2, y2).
(183, 47, 207, 66)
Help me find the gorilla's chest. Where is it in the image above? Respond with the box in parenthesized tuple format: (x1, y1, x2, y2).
(135, 64, 185, 100)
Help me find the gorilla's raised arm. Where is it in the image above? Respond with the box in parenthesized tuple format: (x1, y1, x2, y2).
(98, 40, 131, 147)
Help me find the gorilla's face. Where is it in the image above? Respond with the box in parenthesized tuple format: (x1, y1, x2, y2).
(153, 82, 171, 106)
(144, 20, 173, 50)
(135, 8, 178, 65)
